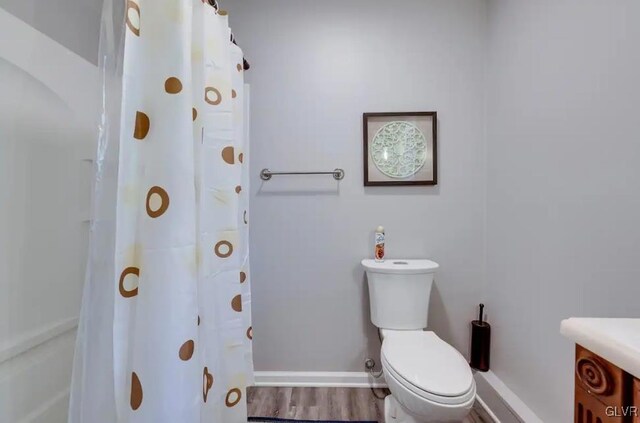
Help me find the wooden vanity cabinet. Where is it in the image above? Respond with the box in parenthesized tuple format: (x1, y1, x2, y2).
(574, 345, 638, 423)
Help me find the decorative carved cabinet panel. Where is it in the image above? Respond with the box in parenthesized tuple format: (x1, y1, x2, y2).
(634, 379, 640, 423)
(574, 345, 637, 423)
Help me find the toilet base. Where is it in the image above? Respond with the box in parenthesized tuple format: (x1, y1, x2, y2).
(384, 394, 468, 423)
(385, 395, 421, 423)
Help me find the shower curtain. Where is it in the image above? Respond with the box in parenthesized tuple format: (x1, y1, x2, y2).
(69, 0, 253, 421)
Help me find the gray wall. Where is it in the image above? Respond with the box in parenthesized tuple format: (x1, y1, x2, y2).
(485, 1, 640, 421)
(0, 0, 102, 63)
(226, 0, 488, 372)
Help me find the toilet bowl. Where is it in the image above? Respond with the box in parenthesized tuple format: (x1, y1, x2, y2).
(361, 259, 476, 423)
(380, 330, 475, 423)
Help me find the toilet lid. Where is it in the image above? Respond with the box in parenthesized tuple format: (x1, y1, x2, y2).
(381, 331, 473, 398)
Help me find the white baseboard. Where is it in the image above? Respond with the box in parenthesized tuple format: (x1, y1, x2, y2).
(254, 371, 388, 388)
(475, 394, 502, 423)
(474, 371, 542, 423)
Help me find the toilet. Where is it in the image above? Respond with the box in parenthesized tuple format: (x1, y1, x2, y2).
(362, 259, 476, 423)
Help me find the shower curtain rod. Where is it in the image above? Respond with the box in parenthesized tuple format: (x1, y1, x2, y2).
(207, 0, 251, 70)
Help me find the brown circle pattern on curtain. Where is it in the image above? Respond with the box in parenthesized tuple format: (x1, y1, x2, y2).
(179, 340, 195, 361)
(214, 240, 234, 258)
(165, 77, 183, 94)
(225, 388, 242, 407)
(221, 146, 235, 164)
(146, 186, 170, 218)
(203, 367, 214, 402)
(231, 295, 242, 312)
(119, 267, 140, 298)
(133, 111, 150, 139)
(205, 87, 222, 105)
(126, 0, 141, 36)
(131, 372, 143, 410)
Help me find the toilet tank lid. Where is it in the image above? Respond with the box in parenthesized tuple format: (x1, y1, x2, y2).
(361, 259, 439, 274)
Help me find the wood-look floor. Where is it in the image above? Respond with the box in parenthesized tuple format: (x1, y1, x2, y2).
(247, 387, 494, 422)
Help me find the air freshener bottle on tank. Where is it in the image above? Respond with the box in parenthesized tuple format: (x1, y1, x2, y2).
(374, 226, 385, 262)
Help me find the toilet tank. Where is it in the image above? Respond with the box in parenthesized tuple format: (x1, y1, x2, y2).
(361, 259, 439, 330)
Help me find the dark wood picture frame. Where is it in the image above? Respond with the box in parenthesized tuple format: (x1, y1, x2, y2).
(363, 112, 438, 186)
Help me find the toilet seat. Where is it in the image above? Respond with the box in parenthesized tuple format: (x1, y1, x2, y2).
(381, 331, 475, 405)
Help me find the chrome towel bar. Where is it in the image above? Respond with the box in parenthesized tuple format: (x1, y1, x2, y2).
(260, 168, 345, 181)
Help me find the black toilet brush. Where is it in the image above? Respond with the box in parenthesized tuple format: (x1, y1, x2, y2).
(470, 303, 491, 372)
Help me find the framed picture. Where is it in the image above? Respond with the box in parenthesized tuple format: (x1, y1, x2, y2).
(363, 112, 437, 186)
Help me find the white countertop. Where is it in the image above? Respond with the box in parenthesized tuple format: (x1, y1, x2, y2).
(560, 318, 640, 379)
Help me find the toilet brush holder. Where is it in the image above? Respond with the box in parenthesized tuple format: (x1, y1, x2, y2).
(470, 303, 491, 372)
